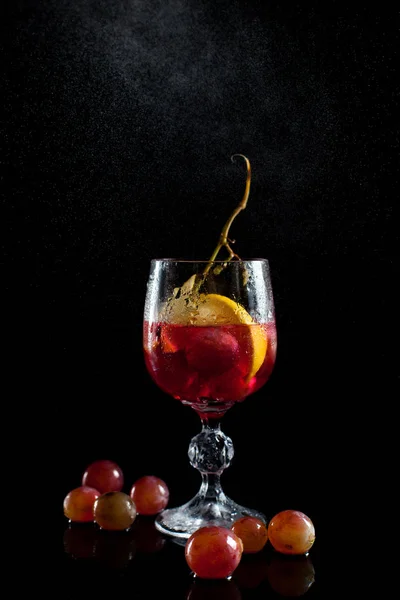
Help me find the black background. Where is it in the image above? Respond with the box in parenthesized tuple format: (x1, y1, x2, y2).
(2, 0, 396, 595)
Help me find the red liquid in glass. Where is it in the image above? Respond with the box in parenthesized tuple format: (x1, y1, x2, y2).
(144, 321, 276, 417)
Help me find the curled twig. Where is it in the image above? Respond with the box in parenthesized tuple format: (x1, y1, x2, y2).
(201, 154, 251, 278)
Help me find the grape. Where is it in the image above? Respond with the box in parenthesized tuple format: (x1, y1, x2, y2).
(82, 459, 124, 494)
(93, 491, 137, 531)
(185, 329, 240, 375)
(63, 486, 100, 523)
(267, 510, 315, 555)
(185, 526, 243, 580)
(267, 556, 315, 596)
(129, 475, 169, 515)
(231, 516, 268, 554)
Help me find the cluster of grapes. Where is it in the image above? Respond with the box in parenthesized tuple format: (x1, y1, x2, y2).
(63, 459, 315, 580)
(63, 459, 169, 530)
(185, 512, 315, 580)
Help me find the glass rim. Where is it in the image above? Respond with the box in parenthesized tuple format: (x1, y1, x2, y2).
(150, 258, 270, 263)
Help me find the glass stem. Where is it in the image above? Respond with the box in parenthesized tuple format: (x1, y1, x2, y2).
(188, 416, 234, 504)
(155, 412, 266, 538)
(198, 473, 225, 502)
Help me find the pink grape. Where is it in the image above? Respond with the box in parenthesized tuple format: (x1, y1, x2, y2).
(267, 510, 315, 555)
(82, 459, 124, 494)
(130, 475, 169, 515)
(93, 491, 137, 531)
(185, 329, 240, 375)
(185, 526, 243, 579)
(231, 516, 268, 553)
(63, 486, 100, 523)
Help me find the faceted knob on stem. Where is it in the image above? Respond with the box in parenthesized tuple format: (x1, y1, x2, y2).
(154, 418, 266, 539)
(188, 423, 234, 474)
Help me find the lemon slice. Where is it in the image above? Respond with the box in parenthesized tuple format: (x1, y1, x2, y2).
(163, 292, 267, 379)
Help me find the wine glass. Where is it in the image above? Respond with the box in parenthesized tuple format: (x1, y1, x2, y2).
(143, 258, 277, 541)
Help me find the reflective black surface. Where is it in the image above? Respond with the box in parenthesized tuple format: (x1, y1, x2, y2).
(59, 516, 320, 599)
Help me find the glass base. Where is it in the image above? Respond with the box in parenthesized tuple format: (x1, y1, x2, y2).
(154, 491, 266, 542)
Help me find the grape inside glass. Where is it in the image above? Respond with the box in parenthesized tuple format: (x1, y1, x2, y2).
(143, 258, 277, 540)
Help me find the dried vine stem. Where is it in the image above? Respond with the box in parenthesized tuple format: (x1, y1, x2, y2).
(176, 154, 252, 299)
(197, 154, 251, 285)
(202, 154, 251, 275)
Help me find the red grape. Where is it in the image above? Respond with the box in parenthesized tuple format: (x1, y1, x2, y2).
(63, 486, 100, 523)
(82, 459, 124, 494)
(267, 510, 315, 555)
(185, 526, 243, 579)
(129, 475, 169, 515)
(185, 329, 240, 375)
(231, 516, 268, 553)
(93, 491, 137, 531)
